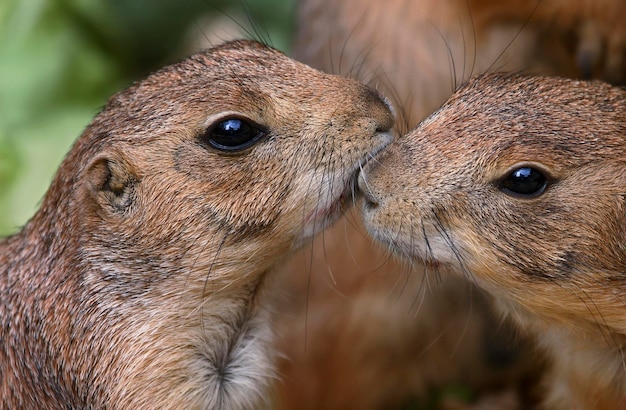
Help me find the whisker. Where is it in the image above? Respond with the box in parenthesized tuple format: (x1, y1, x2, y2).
(201, 233, 229, 338)
(463, 0, 478, 79)
(328, 8, 377, 81)
(179, 225, 209, 309)
(240, 1, 273, 47)
(421, 218, 441, 284)
(430, 23, 458, 93)
(575, 285, 621, 352)
(358, 162, 376, 200)
(408, 268, 429, 315)
(456, 7, 468, 84)
(484, 0, 542, 74)
(450, 282, 474, 358)
(432, 209, 476, 285)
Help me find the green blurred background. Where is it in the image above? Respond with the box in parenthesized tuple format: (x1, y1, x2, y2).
(0, 0, 296, 236)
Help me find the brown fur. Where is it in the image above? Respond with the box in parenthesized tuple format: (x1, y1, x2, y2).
(360, 72, 626, 409)
(274, 0, 626, 408)
(0, 40, 394, 409)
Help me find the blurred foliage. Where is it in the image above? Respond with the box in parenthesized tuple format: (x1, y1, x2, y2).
(0, 0, 296, 236)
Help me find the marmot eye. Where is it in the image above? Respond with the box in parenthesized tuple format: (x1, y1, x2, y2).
(499, 166, 548, 197)
(202, 117, 266, 152)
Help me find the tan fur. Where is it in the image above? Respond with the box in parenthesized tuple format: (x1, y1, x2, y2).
(360, 73, 626, 409)
(0, 40, 394, 409)
(273, 1, 626, 408)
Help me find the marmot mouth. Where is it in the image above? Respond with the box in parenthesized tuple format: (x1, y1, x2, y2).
(334, 170, 360, 212)
(361, 194, 378, 210)
(303, 132, 393, 236)
(304, 170, 357, 229)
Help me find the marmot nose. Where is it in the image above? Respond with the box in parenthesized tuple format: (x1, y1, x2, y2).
(357, 167, 381, 209)
(365, 87, 395, 133)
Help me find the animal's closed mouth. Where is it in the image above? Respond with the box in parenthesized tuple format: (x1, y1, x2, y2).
(304, 172, 356, 226)
(304, 133, 393, 233)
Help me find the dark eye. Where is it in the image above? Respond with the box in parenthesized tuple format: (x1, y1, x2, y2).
(499, 166, 548, 197)
(202, 117, 266, 152)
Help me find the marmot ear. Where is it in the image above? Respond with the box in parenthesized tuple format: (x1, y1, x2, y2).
(84, 154, 138, 214)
